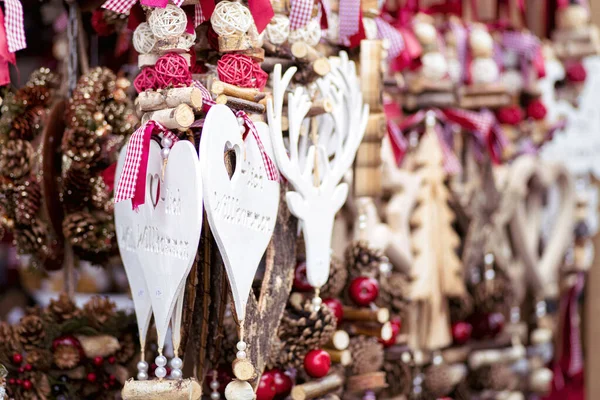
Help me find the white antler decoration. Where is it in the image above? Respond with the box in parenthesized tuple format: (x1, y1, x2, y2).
(267, 52, 369, 288)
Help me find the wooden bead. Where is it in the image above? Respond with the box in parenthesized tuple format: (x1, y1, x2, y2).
(290, 374, 343, 400)
(232, 358, 255, 381)
(142, 104, 195, 131)
(324, 349, 351, 366)
(345, 371, 387, 393)
(342, 306, 389, 323)
(225, 380, 255, 400)
(137, 87, 203, 112)
(121, 378, 202, 400)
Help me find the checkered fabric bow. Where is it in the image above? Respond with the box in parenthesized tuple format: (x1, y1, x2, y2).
(102, 0, 183, 15)
(1, 0, 25, 53)
(114, 121, 179, 210)
(289, 0, 313, 30)
(374, 17, 404, 59)
(192, 80, 280, 181)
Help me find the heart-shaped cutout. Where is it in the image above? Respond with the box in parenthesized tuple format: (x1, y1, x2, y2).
(200, 105, 280, 321)
(148, 173, 160, 209)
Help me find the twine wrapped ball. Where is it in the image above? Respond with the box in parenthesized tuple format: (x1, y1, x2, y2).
(210, 1, 253, 36)
(180, 30, 197, 50)
(134, 67, 158, 93)
(288, 18, 322, 46)
(469, 27, 494, 58)
(471, 58, 499, 84)
(421, 52, 448, 81)
(133, 22, 156, 54)
(148, 4, 188, 39)
(217, 54, 268, 89)
(559, 4, 589, 30)
(266, 14, 290, 45)
(154, 53, 192, 88)
(413, 21, 437, 46)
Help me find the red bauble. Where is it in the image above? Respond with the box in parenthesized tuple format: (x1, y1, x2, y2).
(86, 373, 97, 383)
(496, 105, 524, 126)
(52, 336, 83, 356)
(323, 298, 344, 322)
(22, 380, 32, 390)
(487, 312, 505, 337)
(566, 62, 587, 83)
(526, 99, 547, 121)
(18, 367, 24, 374)
(12, 353, 23, 365)
(8, 378, 15, 385)
(108, 356, 116, 365)
(93, 356, 104, 367)
(379, 318, 401, 347)
(348, 277, 379, 306)
(24, 364, 32, 371)
(303, 349, 331, 378)
(270, 369, 293, 399)
(256, 371, 277, 400)
(451, 321, 473, 345)
(293, 261, 312, 292)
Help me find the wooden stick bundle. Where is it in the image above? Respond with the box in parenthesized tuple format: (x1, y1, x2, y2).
(291, 373, 344, 400)
(346, 321, 393, 340)
(121, 379, 202, 400)
(324, 348, 352, 365)
(342, 306, 389, 323)
(138, 87, 203, 112)
(142, 104, 195, 131)
(211, 81, 266, 102)
(215, 94, 266, 114)
(326, 330, 350, 350)
(291, 42, 331, 76)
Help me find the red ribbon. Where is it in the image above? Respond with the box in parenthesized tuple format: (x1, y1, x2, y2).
(248, 0, 274, 33)
(0, 8, 15, 86)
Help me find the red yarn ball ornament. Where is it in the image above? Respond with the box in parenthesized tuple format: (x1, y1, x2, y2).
(566, 62, 587, 83)
(217, 54, 267, 89)
(154, 53, 192, 88)
(526, 99, 547, 121)
(134, 67, 158, 93)
(496, 105, 524, 126)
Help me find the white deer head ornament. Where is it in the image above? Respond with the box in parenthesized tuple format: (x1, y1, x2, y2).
(267, 52, 369, 288)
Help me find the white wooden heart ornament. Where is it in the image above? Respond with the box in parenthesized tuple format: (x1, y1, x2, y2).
(200, 105, 280, 322)
(135, 140, 203, 349)
(114, 146, 153, 348)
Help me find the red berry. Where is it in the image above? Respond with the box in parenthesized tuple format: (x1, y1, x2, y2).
(109, 374, 116, 382)
(103, 382, 110, 389)
(93, 356, 104, 366)
(348, 277, 379, 306)
(379, 318, 401, 347)
(87, 372, 97, 383)
(22, 380, 32, 390)
(108, 356, 116, 364)
(12, 353, 23, 364)
(303, 349, 331, 378)
(16, 379, 22, 385)
(270, 369, 293, 399)
(323, 298, 343, 322)
(24, 364, 32, 371)
(293, 261, 312, 292)
(18, 367, 24, 374)
(566, 62, 587, 83)
(451, 322, 473, 345)
(8, 378, 15, 385)
(256, 371, 277, 400)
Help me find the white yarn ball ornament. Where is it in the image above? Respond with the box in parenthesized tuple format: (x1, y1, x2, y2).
(421, 52, 448, 81)
(180, 30, 197, 49)
(266, 14, 290, 45)
(469, 28, 494, 58)
(325, 13, 339, 43)
(471, 58, 499, 84)
(501, 69, 523, 94)
(363, 17, 378, 40)
(288, 19, 321, 46)
(447, 58, 462, 83)
(210, 1, 253, 36)
(133, 22, 156, 54)
(413, 22, 437, 45)
(148, 5, 188, 39)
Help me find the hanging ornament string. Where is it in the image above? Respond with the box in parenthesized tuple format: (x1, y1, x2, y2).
(217, 54, 268, 89)
(114, 121, 179, 210)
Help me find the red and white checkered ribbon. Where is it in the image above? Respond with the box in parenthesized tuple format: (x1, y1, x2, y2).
(102, 0, 183, 15)
(375, 17, 404, 59)
(338, 0, 360, 42)
(192, 80, 279, 181)
(2, 0, 26, 53)
(114, 121, 179, 209)
(194, 4, 205, 27)
(289, 0, 313, 30)
(448, 20, 467, 84)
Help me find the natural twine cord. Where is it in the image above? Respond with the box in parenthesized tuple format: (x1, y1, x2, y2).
(210, 1, 253, 36)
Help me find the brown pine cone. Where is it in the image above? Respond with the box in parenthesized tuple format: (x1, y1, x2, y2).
(468, 364, 515, 391)
(382, 359, 412, 397)
(26, 348, 52, 371)
(84, 296, 116, 327)
(115, 332, 136, 364)
(31, 372, 52, 400)
(348, 336, 384, 375)
(90, 177, 112, 213)
(449, 295, 474, 323)
(0, 139, 33, 180)
(0, 321, 21, 357)
(61, 126, 104, 165)
(17, 85, 51, 108)
(62, 166, 93, 212)
(48, 292, 81, 322)
(54, 343, 81, 369)
(422, 364, 463, 398)
(376, 271, 411, 318)
(62, 211, 115, 259)
(104, 101, 135, 136)
(471, 271, 513, 314)
(273, 295, 336, 369)
(13, 220, 47, 255)
(13, 180, 42, 226)
(27, 67, 58, 90)
(17, 315, 46, 350)
(319, 256, 348, 298)
(345, 241, 384, 280)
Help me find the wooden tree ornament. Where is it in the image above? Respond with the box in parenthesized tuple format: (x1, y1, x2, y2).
(408, 112, 464, 350)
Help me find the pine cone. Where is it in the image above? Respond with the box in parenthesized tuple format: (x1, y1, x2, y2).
(17, 315, 45, 350)
(26, 348, 52, 371)
(13, 180, 42, 226)
(422, 364, 462, 398)
(376, 272, 411, 318)
(31, 372, 52, 400)
(115, 332, 136, 364)
(345, 241, 384, 280)
(61, 126, 104, 165)
(83, 296, 116, 327)
(0, 139, 33, 180)
(54, 343, 81, 369)
(17, 85, 51, 108)
(273, 296, 336, 369)
(48, 292, 82, 322)
(62, 211, 115, 259)
(471, 272, 513, 314)
(90, 177, 112, 213)
(468, 364, 515, 391)
(348, 336, 384, 375)
(449, 295, 474, 323)
(13, 220, 47, 256)
(62, 166, 93, 213)
(27, 67, 58, 89)
(0, 321, 21, 357)
(319, 256, 348, 298)
(382, 359, 411, 397)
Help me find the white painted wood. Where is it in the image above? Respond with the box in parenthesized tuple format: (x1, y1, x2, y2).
(266, 51, 369, 288)
(200, 105, 280, 322)
(114, 146, 153, 350)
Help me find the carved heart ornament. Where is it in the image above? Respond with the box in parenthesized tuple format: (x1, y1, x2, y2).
(115, 140, 203, 349)
(200, 105, 280, 322)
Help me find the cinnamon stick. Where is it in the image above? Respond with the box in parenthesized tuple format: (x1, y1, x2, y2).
(342, 306, 389, 323)
(291, 374, 344, 400)
(211, 81, 266, 102)
(215, 94, 266, 114)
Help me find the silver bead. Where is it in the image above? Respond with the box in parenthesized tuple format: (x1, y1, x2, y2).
(170, 369, 183, 380)
(236, 350, 247, 359)
(239, 125, 246, 135)
(137, 361, 149, 372)
(161, 147, 170, 159)
(155, 355, 168, 367)
(170, 357, 183, 369)
(237, 117, 245, 125)
(210, 380, 220, 390)
(155, 366, 167, 378)
(161, 136, 173, 148)
(236, 341, 247, 351)
(211, 392, 221, 400)
(137, 371, 148, 381)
